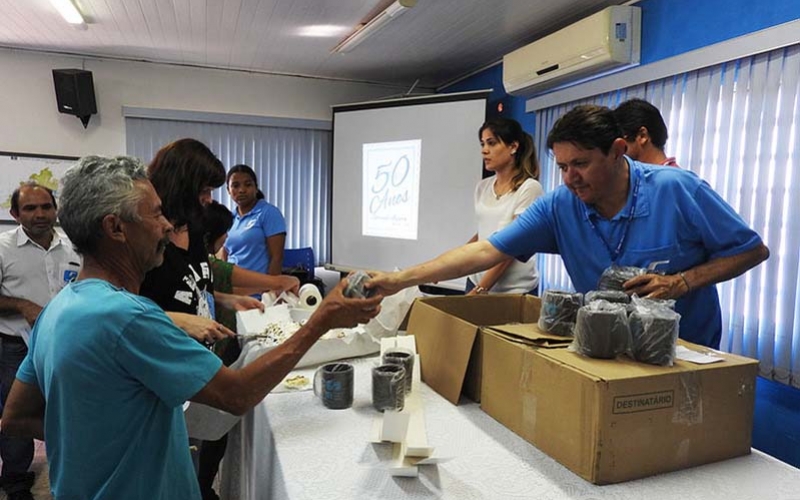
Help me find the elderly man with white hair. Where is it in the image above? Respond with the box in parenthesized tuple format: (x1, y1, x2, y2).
(1, 155, 382, 500)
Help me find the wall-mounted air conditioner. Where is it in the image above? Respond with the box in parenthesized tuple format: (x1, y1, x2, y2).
(503, 6, 641, 96)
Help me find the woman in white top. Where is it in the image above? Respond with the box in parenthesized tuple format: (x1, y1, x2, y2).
(467, 118, 544, 295)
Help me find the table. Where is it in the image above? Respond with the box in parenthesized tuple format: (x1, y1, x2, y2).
(219, 356, 800, 500)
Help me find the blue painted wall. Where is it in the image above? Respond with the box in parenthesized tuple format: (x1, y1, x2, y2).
(443, 0, 800, 137)
(638, 0, 799, 64)
(446, 64, 534, 133)
(442, 0, 800, 468)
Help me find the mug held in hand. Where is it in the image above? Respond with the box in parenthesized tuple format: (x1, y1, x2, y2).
(344, 270, 376, 299)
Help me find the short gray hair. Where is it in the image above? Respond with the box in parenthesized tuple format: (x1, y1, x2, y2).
(59, 155, 149, 255)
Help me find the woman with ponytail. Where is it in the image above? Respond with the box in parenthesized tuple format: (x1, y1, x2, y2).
(466, 118, 544, 295)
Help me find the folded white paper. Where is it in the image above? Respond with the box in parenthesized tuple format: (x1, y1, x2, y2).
(676, 345, 725, 364)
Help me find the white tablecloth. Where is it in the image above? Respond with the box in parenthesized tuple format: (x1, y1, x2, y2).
(220, 356, 800, 500)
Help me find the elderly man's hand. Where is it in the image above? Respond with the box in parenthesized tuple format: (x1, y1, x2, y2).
(309, 279, 383, 331)
(623, 273, 688, 300)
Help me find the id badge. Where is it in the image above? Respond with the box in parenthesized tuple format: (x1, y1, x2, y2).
(59, 261, 81, 286)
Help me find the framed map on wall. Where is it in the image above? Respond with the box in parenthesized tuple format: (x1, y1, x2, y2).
(0, 151, 79, 222)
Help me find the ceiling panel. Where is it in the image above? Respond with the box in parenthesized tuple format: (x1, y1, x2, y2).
(0, 0, 627, 89)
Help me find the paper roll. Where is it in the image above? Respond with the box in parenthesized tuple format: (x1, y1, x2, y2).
(298, 283, 322, 310)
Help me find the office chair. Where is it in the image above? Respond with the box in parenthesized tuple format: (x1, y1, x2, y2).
(282, 247, 316, 280)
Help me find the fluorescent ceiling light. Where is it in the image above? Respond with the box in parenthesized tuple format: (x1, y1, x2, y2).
(332, 0, 417, 54)
(297, 25, 350, 38)
(49, 0, 85, 25)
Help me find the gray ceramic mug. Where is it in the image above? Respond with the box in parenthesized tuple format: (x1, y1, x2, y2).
(372, 364, 406, 412)
(313, 362, 354, 409)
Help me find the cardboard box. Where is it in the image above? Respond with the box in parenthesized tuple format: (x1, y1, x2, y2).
(405, 295, 568, 405)
(481, 329, 758, 484)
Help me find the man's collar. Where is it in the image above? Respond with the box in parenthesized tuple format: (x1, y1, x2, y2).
(583, 157, 651, 221)
(15, 225, 59, 249)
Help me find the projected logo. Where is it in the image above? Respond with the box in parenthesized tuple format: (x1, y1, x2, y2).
(362, 140, 421, 240)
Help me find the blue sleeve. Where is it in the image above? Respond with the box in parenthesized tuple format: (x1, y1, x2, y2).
(687, 180, 763, 259)
(16, 351, 36, 385)
(260, 203, 286, 238)
(489, 194, 560, 261)
(114, 310, 223, 408)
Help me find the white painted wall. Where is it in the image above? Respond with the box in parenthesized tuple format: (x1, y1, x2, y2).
(0, 47, 406, 157)
(0, 47, 407, 232)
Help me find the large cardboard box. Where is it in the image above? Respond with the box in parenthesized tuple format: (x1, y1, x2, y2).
(481, 328, 758, 484)
(405, 295, 567, 404)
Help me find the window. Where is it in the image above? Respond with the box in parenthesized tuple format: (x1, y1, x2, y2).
(534, 43, 800, 386)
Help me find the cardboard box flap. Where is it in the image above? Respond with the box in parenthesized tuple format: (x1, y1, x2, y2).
(406, 300, 479, 405)
(406, 294, 543, 405)
(537, 341, 758, 382)
(486, 323, 572, 347)
(416, 294, 539, 325)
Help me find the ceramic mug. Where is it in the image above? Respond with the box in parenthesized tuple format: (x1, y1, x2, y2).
(372, 364, 406, 412)
(382, 348, 414, 393)
(313, 362, 354, 409)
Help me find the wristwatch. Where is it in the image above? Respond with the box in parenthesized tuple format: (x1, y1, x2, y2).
(474, 286, 488, 295)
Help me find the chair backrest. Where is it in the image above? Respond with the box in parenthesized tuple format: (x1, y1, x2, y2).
(283, 247, 316, 280)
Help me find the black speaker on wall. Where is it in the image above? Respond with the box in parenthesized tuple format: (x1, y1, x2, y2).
(52, 69, 97, 128)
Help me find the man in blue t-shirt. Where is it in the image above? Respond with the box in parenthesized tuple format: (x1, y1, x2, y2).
(0, 156, 381, 500)
(368, 105, 769, 348)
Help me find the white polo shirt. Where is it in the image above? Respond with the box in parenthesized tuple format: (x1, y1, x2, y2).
(0, 226, 81, 340)
(470, 177, 544, 293)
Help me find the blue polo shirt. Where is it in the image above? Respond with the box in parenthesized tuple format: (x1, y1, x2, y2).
(225, 199, 286, 273)
(16, 279, 223, 500)
(489, 158, 763, 348)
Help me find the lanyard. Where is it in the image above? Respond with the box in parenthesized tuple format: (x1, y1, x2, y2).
(586, 169, 641, 263)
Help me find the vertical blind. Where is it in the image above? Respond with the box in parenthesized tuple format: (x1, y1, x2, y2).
(126, 117, 332, 263)
(534, 43, 800, 386)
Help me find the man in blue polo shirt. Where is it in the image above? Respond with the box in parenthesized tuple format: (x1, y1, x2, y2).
(368, 105, 769, 348)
